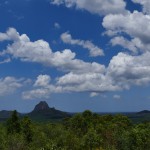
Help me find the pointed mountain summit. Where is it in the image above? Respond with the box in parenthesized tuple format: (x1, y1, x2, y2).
(33, 101, 50, 111)
(28, 101, 71, 121)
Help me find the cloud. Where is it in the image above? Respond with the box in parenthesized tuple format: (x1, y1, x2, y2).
(22, 85, 63, 100)
(50, 0, 127, 15)
(22, 50, 150, 99)
(54, 22, 61, 29)
(0, 28, 19, 41)
(110, 36, 138, 53)
(56, 71, 121, 93)
(0, 58, 11, 64)
(2, 27, 150, 99)
(57, 51, 150, 94)
(110, 36, 150, 54)
(22, 74, 62, 100)
(132, 0, 150, 14)
(3, 29, 53, 64)
(103, 11, 150, 45)
(22, 88, 51, 100)
(90, 92, 99, 97)
(61, 32, 104, 57)
(113, 94, 121, 99)
(0, 77, 23, 96)
(107, 52, 150, 87)
(103, 10, 150, 57)
(34, 75, 51, 87)
(50, 0, 64, 5)
(0, 28, 105, 74)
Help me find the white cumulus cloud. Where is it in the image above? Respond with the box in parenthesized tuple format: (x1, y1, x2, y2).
(22, 74, 63, 100)
(132, 0, 150, 14)
(34, 75, 51, 87)
(0, 28, 105, 74)
(50, 0, 127, 15)
(2, 27, 150, 99)
(0, 77, 23, 96)
(103, 11, 150, 45)
(61, 32, 104, 57)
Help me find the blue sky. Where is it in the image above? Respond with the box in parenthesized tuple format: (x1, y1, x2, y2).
(0, 0, 150, 112)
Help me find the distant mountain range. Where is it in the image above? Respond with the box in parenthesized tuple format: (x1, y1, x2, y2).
(0, 102, 149, 122)
(0, 101, 71, 122)
(137, 110, 150, 114)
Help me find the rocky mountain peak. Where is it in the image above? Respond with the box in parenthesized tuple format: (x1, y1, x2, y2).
(33, 101, 50, 111)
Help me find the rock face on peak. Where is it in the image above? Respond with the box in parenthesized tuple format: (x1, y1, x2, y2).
(33, 101, 50, 111)
(28, 101, 71, 121)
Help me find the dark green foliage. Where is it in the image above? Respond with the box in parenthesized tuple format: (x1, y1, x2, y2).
(0, 124, 7, 150)
(126, 123, 150, 150)
(6, 134, 27, 150)
(82, 128, 102, 150)
(6, 110, 21, 134)
(1, 110, 150, 150)
(21, 116, 33, 143)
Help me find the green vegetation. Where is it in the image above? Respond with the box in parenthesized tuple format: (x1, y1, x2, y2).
(0, 110, 150, 150)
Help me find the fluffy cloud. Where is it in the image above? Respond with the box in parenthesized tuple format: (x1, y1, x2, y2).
(103, 11, 150, 45)
(56, 51, 150, 94)
(90, 92, 99, 97)
(0, 77, 23, 96)
(22, 75, 63, 100)
(103, 10, 150, 55)
(22, 51, 150, 99)
(61, 32, 104, 57)
(110, 36, 150, 54)
(0, 28, 19, 41)
(57, 71, 121, 93)
(2, 27, 150, 99)
(22, 88, 51, 100)
(50, 0, 127, 15)
(23, 72, 119, 100)
(110, 36, 138, 53)
(107, 52, 150, 87)
(0, 28, 53, 65)
(132, 0, 150, 14)
(0, 28, 105, 74)
(34, 75, 51, 87)
(22, 85, 63, 100)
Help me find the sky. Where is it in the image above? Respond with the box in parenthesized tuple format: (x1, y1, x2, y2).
(0, 0, 150, 113)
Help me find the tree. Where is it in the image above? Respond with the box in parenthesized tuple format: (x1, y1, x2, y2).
(7, 134, 27, 150)
(21, 116, 33, 143)
(82, 128, 102, 150)
(68, 114, 85, 136)
(6, 110, 21, 134)
(127, 123, 150, 150)
(0, 124, 7, 150)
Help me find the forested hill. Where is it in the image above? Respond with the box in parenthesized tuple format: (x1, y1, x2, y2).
(0, 101, 71, 122)
(28, 101, 71, 121)
(0, 109, 149, 150)
(0, 102, 149, 123)
(137, 110, 150, 114)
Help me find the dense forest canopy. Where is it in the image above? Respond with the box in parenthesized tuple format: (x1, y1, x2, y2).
(0, 110, 149, 150)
